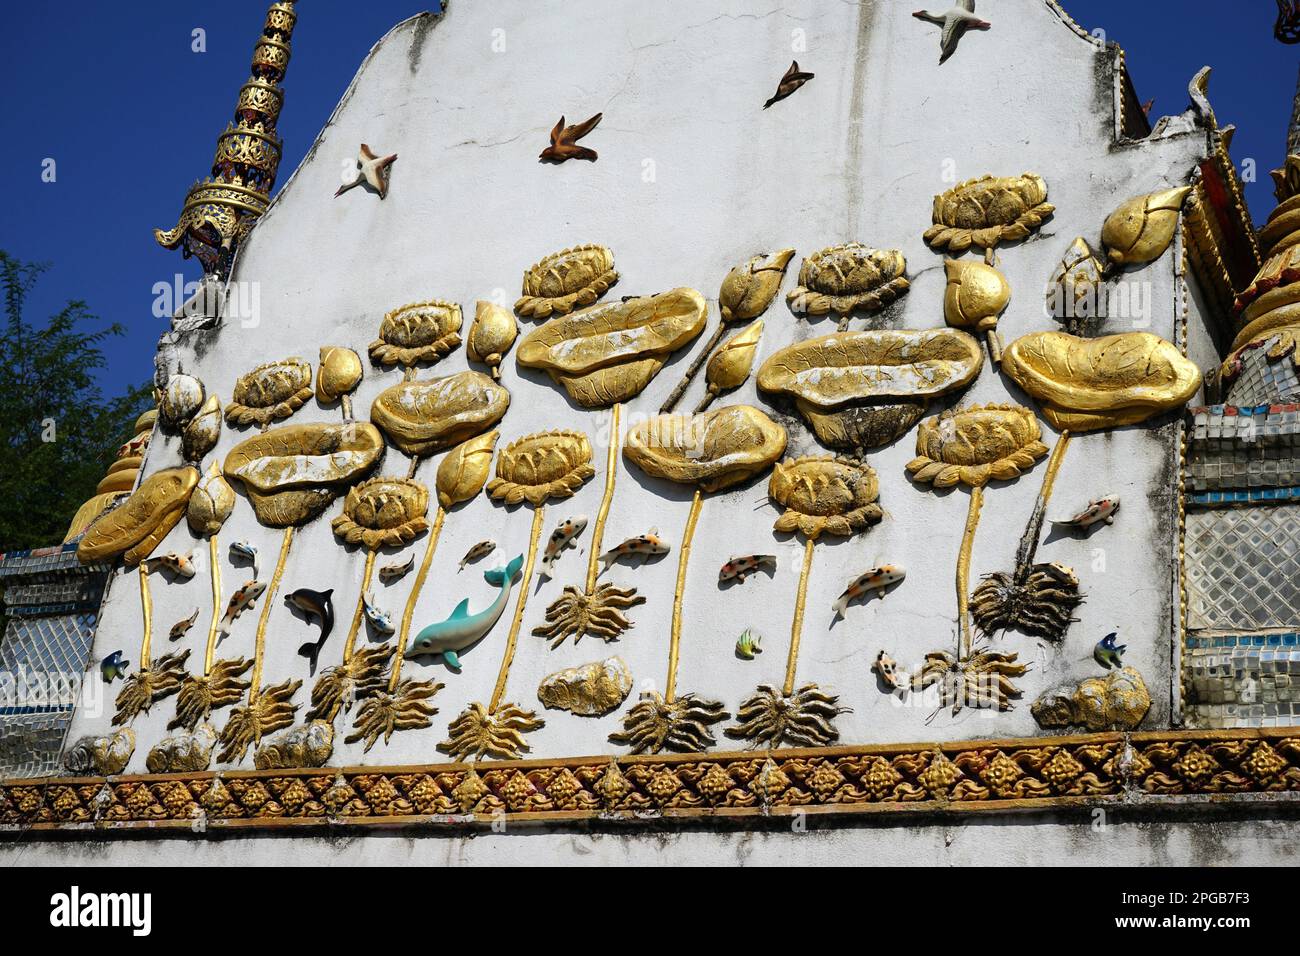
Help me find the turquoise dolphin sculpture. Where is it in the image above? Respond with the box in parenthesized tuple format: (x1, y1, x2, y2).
(405, 554, 524, 669)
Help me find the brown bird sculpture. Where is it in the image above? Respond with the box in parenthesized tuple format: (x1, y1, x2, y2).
(539, 113, 603, 163)
(763, 60, 814, 109)
(335, 144, 397, 199)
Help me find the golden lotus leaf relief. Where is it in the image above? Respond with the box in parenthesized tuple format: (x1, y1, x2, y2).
(1001, 331, 1202, 432)
(757, 328, 982, 450)
(435, 430, 499, 509)
(369, 300, 463, 369)
(705, 319, 764, 395)
(157, 374, 206, 429)
(907, 404, 1049, 489)
(515, 243, 618, 319)
(227, 357, 314, 427)
(718, 248, 795, 323)
(943, 259, 1009, 332)
(466, 301, 519, 379)
(181, 394, 222, 462)
(624, 405, 787, 493)
(370, 370, 510, 457)
(316, 346, 363, 403)
(924, 173, 1054, 251)
(187, 463, 236, 536)
(223, 422, 385, 527)
(517, 287, 708, 407)
(487, 430, 595, 506)
(332, 477, 430, 550)
(787, 244, 909, 317)
(768, 455, 882, 539)
(78, 466, 200, 565)
(1100, 186, 1191, 266)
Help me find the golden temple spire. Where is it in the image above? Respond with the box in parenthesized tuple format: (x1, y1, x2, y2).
(154, 2, 298, 277)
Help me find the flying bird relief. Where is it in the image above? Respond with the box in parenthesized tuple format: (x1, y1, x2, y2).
(539, 113, 602, 163)
(912, 1, 991, 64)
(763, 60, 814, 109)
(335, 143, 397, 199)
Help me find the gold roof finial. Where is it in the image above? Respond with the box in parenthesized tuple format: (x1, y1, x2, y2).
(154, 2, 298, 276)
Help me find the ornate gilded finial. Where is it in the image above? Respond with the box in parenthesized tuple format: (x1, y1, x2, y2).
(154, 2, 298, 275)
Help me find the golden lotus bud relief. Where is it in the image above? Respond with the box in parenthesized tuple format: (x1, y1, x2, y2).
(769, 456, 882, 539)
(487, 430, 595, 506)
(1001, 331, 1202, 432)
(924, 173, 1054, 251)
(624, 405, 787, 493)
(227, 357, 313, 427)
(1100, 186, 1191, 265)
(187, 463, 236, 536)
(906, 404, 1048, 489)
(1046, 237, 1105, 331)
(757, 328, 983, 450)
(223, 422, 386, 527)
(316, 346, 363, 403)
(369, 300, 463, 368)
(943, 259, 1009, 332)
(157, 374, 206, 429)
(466, 300, 519, 379)
(517, 287, 708, 407)
(704, 319, 764, 397)
(515, 243, 618, 319)
(718, 248, 795, 323)
(78, 466, 200, 566)
(332, 477, 430, 550)
(370, 370, 510, 457)
(786, 243, 909, 318)
(435, 430, 499, 509)
(181, 394, 222, 462)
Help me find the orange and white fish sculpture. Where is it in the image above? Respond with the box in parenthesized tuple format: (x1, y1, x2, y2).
(833, 565, 905, 617)
(1051, 494, 1120, 530)
(217, 579, 267, 639)
(539, 515, 588, 581)
(719, 554, 777, 583)
(146, 549, 197, 579)
(598, 529, 671, 573)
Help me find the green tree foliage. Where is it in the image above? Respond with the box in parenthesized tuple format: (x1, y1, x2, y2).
(0, 250, 152, 552)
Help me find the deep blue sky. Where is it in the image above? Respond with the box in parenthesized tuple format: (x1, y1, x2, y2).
(2, 1, 1295, 400)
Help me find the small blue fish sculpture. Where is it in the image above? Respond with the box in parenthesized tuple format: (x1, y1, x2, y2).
(1094, 632, 1126, 670)
(230, 541, 259, 577)
(100, 650, 130, 684)
(362, 591, 395, 635)
(406, 554, 523, 669)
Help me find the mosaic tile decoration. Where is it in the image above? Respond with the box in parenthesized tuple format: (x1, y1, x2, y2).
(1186, 404, 1300, 494)
(1184, 505, 1300, 630)
(1224, 336, 1300, 407)
(1184, 632, 1300, 729)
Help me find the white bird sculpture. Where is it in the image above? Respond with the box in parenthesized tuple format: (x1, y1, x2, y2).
(912, 0, 992, 64)
(335, 143, 397, 200)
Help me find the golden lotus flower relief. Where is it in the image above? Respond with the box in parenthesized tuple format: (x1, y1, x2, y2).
(943, 259, 1009, 332)
(77, 465, 200, 566)
(515, 243, 618, 319)
(157, 373, 205, 430)
(487, 430, 595, 505)
(517, 288, 708, 407)
(907, 404, 1049, 489)
(186, 463, 235, 536)
(769, 456, 882, 539)
(1100, 186, 1191, 266)
(624, 405, 787, 493)
(370, 370, 510, 458)
(181, 393, 222, 462)
(466, 301, 519, 380)
(787, 244, 909, 324)
(757, 328, 983, 451)
(718, 248, 795, 323)
(332, 477, 430, 550)
(223, 422, 385, 527)
(924, 173, 1054, 252)
(316, 346, 363, 403)
(226, 357, 314, 427)
(436, 430, 499, 509)
(369, 300, 463, 369)
(1001, 331, 1202, 432)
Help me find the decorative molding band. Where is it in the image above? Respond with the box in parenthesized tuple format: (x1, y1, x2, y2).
(3, 727, 1298, 834)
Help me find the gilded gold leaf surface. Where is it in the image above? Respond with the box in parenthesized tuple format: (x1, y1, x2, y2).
(538, 657, 633, 716)
(943, 259, 1010, 331)
(227, 357, 314, 427)
(768, 456, 882, 539)
(316, 346, 363, 403)
(623, 405, 787, 492)
(181, 394, 222, 462)
(705, 319, 764, 394)
(436, 430, 499, 509)
(515, 244, 618, 319)
(487, 430, 594, 505)
(77, 466, 200, 565)
(924, 173, 1054, 251)
(369, 300, 463, 368)
(787, 244, 909, 316)
(370, 370, 510, 457)
(1100, 186, 1191, 265)
(186, 463, 235, 536)
(332, 477, 430, 550)
(718, 249, 795, 323)
(906, 404, 1048, 488)
(466, 301, 519, 379)
(1001, 331, 1202, 431)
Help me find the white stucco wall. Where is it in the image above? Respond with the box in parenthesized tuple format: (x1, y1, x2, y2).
(64, 0, 1212, 794)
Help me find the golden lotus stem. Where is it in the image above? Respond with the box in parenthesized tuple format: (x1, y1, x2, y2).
(985, 329, 1003, 366)
(342, 549, 377, 664)
(956, 487, 984, 658)
(406, 455, 421, 479)
(203, 535, 222, 676)
(390, 506, 446, 691)
(1013, 430, 1072, 584)
(692, 387, 719, 414)
(665, 489, 704, 703)
(659, 322, 727, 414)
(341, 394, 353, 422)
(783, 538, 816, 697)
(585, 403, 622, 593)
(489, 505, 545, 712)
(138, 564, 153, 671)
(250, 526, 295, 702)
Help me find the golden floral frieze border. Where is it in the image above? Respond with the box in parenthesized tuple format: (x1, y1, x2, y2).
(3, 727, 1298, 833)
